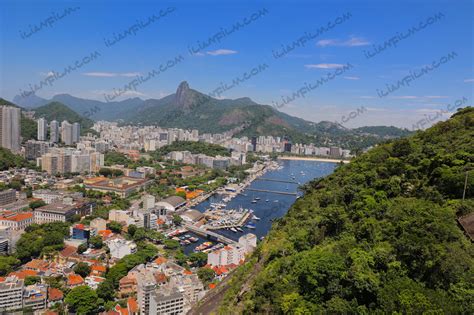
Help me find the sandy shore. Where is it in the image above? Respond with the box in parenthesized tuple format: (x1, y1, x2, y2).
(277, 156, 350, 163)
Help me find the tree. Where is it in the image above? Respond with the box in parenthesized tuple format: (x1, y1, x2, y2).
(172, 214, 183, 226)
(97, 280, 115, 301)
(89, 235, 103, 249)
(24, 276, 41, 285)
(164, 239, 180, 250)
(65, 286, 99, 314)
(29, 199, 46, 210)
(197, 267, 215, 284)
(128, 224, 137, 237)
(73, 262, 91, 278)
(189, 252, 208, 267)
(107, 221, 122, 234)
(0, 256, 19, 276)
(77, 243, 88, 254)
(175, 191, 187, 199)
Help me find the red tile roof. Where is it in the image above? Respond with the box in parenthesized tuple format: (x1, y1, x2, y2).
(9, 269, 37, 279)
(60, 245, 77, 257)
(0, 212, 33, 222)
(48, 288, 64, 301)
(91, 265, 107, 273)
(67, 274, 84, 286)
(154, 257, 167, 265)
(127, 298, 138, 313)
(25, 259, 49, 270)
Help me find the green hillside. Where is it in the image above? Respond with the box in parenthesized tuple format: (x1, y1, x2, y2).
(34, 101, 94, 130)
(153, 141, 230, 157)
(124, 82, 411, 150)
(218, 107, 474, 313)
(0, 147, 29, 170)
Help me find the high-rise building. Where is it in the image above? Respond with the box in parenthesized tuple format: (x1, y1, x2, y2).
(37, 117, 47, 141)
(61, 120, 73, 145)
(25, 140, 49, 160)
(72, 122, 80, 143)
(50, 120, 59, 143)
(0, 106, 21, 152)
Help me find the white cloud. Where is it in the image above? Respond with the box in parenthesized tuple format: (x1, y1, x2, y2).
(206, 49, 238, 56)
(305, 63, 345, 69)
(425, 95, 449, 99)
(343, 76, 360, 80)
(316, 36, 370, 47)
(464, 78, 474, 83)
(39, 71, 55, 77)
(82, 72, 140, 77)
(391, 95, 419, 99)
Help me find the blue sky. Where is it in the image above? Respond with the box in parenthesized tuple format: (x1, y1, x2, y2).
(0, 0, 472, 128)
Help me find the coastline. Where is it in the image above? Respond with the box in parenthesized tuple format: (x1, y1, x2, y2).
(277, 156, 350, 163)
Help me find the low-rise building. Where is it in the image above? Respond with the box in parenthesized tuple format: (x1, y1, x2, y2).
(107, 238, 137, 259)
(155, 196, 186, 213)
(0, 211, 34, 231)
(84, 176, 153, 198)
(22, 283, 47, 311)
(34, 198, 92, 224)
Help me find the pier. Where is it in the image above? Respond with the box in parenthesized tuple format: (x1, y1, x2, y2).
(256, 178, 298, 184)
(245, 188, 297, 196)
(184, 223, 237, 245)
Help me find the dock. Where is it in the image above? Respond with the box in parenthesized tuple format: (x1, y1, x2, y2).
(256, 178, 298, 184)
(205, 211, 252, 230)
(246, 188, 297, 196)
(184, 223, 237, 245)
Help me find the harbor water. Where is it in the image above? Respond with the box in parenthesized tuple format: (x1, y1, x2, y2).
(193, 159, 337, 243)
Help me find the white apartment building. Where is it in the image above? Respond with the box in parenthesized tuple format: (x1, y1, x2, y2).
(0, 276, 24, 312)
(0, 106, 20, 152)
(151, 288, 185, 315)
(37, 118, 47, 141)
(107, 238, 137, 259)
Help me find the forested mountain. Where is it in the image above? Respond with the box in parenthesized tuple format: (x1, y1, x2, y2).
(10, 82, 412, 150)
(217, 107, 474, 313)
(33, 102, 94, 130)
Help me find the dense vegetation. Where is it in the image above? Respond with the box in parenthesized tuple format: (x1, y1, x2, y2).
(33, 101, 95, 133)
(353, 125, 413, 138)
(123, 83, 409, 149)
(15, 222, 70, 263)
(219, 107, 474, 313)
(154, 141, 230, 157)
(104, 151, 133, 166)
(0, 147, 29, 170)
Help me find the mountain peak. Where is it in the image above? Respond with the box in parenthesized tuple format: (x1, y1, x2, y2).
(174, 81, 197, 110)
(177, 81, 189, 92)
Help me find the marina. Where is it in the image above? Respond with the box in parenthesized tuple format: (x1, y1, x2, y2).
(192, 159, 337, 241)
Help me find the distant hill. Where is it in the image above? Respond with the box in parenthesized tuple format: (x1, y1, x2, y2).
(216, 107, 474, 314)
(353, 126, 412, 138)
(33, 102, 94, 130)
(13, 93, 144, 121)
